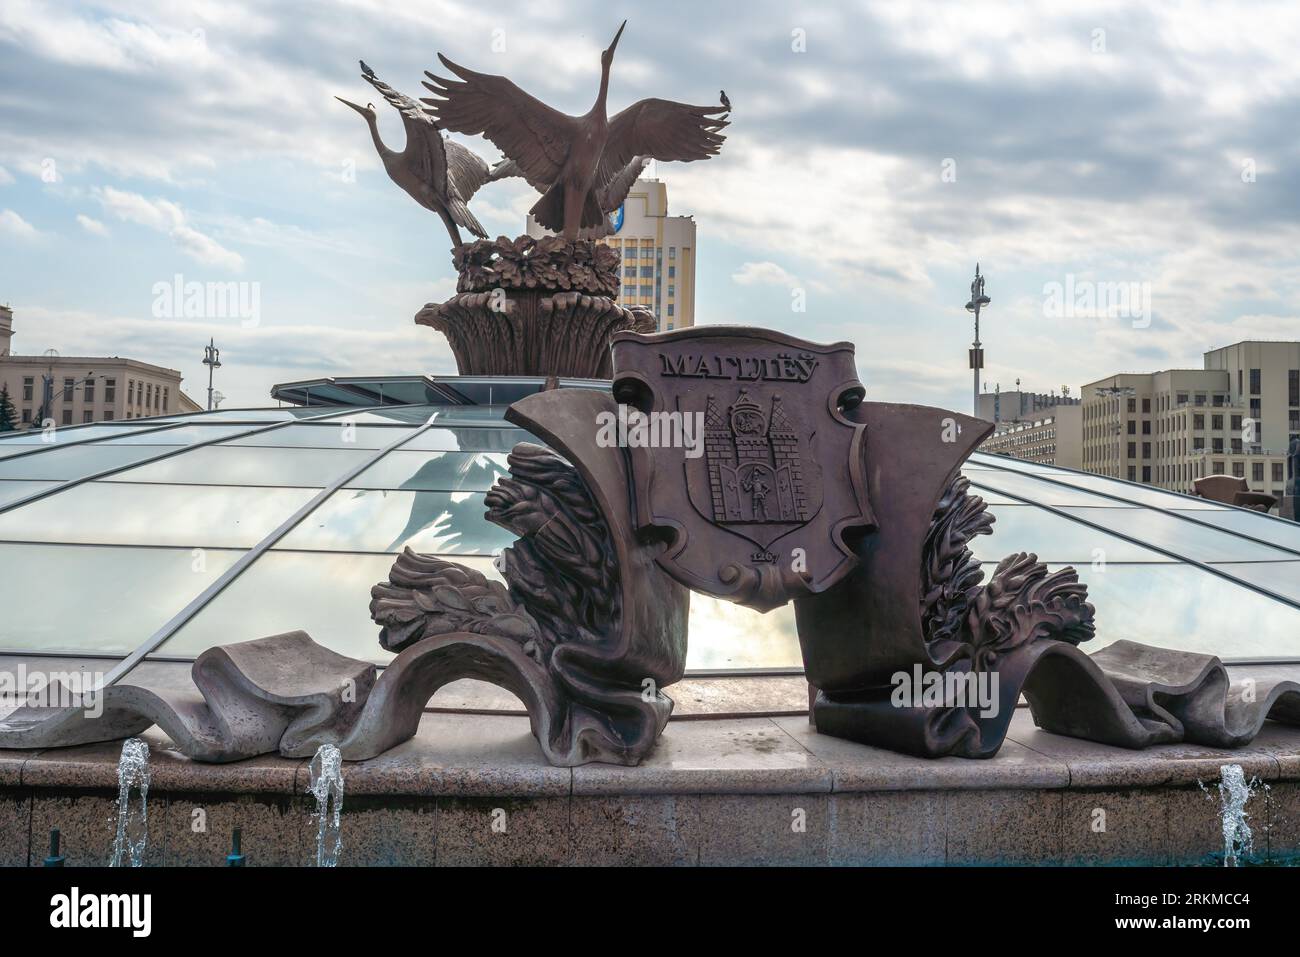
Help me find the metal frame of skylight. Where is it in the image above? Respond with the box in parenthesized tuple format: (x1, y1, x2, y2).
(969, 452, 1300, 560)
(0, 406, 368, 516)
(95, 412, 450, 689)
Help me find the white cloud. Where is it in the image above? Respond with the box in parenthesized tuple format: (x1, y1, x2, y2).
(732, 261, 799, 287)
(0, 209, 37, 240)
(93, 186, 243, 270)
(76, 213, 109, 236)
(0, 166, 13, 186)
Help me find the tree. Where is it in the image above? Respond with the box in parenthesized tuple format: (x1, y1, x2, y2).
(0, 385, 16, 432)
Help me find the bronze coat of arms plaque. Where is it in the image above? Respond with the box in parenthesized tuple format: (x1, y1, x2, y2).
(611, 326, 876, 612)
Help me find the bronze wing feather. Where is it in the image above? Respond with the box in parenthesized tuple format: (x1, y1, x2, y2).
(442, 137, 490, 239)
(598, 98, 727, 190)
(421, 54, 576, 192)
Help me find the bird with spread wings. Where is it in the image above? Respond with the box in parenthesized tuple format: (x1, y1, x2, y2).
(422, 21, 728, 240)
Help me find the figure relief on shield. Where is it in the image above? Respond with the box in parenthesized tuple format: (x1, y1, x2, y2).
(613, 327, 876, 613)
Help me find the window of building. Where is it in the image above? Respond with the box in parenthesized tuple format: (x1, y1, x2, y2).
(1273, 462, 1285, 483)
(1141, 420, 1151, 434)
(61, 409, 72, 425)
(667, 304, 675, 317)
(1213, 460, 1224, 474)
(21, 377, 32, 401)
(82, 411, 93, 424)
(84, 379, 95, 402)
(163, 388, 169, 412)
(1290, 369, 1299, 406)
(21, 409, 30, 424)
(1253, 462, 1265, 483)
(104, 410, 114, 421)
(668, 266, 675, 278)
(1194, 393, 1206, 406)
(1142, 442, 1151, 458)
(1127, 398, 1136, 413)
(1249, 368, 1261, 394)
(1141, 398, 1151, 413)
(640, 284, 653, 296)
(104, 379, 115, 403)
(1212, 414, 1223, 430)
(62, 378, 74, 402)
(624, 267, 636, 278)
(1176, 392, 1188, 405)
(1233, 461, 1245, 478)
(639, 266, 652, 278)
(1127, 441, 1136, 459)
(668, 247, 675, 259)
(1193, 413, 1204, 430)
(1142, 466, 1151, 483)
(1127, 420, 1135, 435)
(1231, 414, 1242, 432)
(1291, 410, 1300, 432)
(1127, 466, 1136, 481)
(667, 285, 675, 297)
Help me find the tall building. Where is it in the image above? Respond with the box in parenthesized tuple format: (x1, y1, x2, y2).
(0, 307, 201, 427)
(526, 176, 696, 330)
(982, 404, 1082, 469)
(1081, 340, 1300, 504)
(975, 386, 1079, 425)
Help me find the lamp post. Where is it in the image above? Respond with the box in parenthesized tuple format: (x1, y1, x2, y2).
(965, 264, 990, 416)
(203, 339, 222, 411)
(36, 371, 95, 429)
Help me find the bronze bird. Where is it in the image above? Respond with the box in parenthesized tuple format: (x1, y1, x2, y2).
(421, 21, 727, 240)
(489, 154, 650, 239)
(336, 60, 492, 249)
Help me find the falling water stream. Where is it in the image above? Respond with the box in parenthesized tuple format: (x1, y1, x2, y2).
(1207, 764, 1260, 867)
(110, 738, 150, 867)
(308, 744, 344, 867)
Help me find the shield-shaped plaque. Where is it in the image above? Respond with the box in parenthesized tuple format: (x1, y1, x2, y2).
(611, 327, 875, 612)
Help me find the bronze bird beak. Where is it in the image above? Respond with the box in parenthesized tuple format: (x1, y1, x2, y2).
(334, 96, 371, 116)
(606, 20, 626, 56)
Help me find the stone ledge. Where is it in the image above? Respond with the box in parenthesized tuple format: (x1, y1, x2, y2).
(1, 709, 1298, 801)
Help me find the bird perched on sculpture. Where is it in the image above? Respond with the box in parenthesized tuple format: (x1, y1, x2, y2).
(336, 60, 494, 249)
(421, 21, 728, 240)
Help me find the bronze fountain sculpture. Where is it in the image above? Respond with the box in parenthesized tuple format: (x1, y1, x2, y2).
(4, 22, 1300, 768)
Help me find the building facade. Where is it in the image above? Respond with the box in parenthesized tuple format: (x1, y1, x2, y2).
(982, 403, 1082, 469)
(0, 307, 200, 427)
(1081, 341, 1300, 504)
(526, 176, 696, 330)
(975, 387, 1079, 425)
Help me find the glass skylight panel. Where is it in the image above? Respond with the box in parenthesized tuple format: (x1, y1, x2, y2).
(0, 543, 243, 656)
(685, 593, 800, 670)
(399, 427, 537, 452)
(1211, 562, 1300, 604)
(276, 489, 509, 555)
(0, 480, 59, 507)
(0, 424, 157, 446)
(0, 482, 318, 548)
(221, 423, 416, 449)
(1167, 508, 1300, 555)
(967, 472, 1140, 508)
(1065, 562, 1300, 660)
(95, 424, 257, 445)
(344, 450, 510, 492)
(0, 444, 175, 481)
(1056, 506, 1298, 564)
(972, 504, 1176, 564)
(153, 553, 501, 663)
(106, 445, 370, 488)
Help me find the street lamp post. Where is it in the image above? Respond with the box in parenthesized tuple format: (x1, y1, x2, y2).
(203, 339, 222, 411)
(965, 264, 991, 416)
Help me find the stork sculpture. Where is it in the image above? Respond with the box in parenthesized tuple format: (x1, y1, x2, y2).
(489, 154, 650, 239)
(422, 21, 728, 240)
(336, 60, 494, 249)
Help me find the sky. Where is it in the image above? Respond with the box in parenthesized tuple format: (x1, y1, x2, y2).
(1, 0, 1298, 411)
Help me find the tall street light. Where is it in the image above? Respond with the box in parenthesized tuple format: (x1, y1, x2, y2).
(965, 264, 990, 416)
(203, 339, 222, 411)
